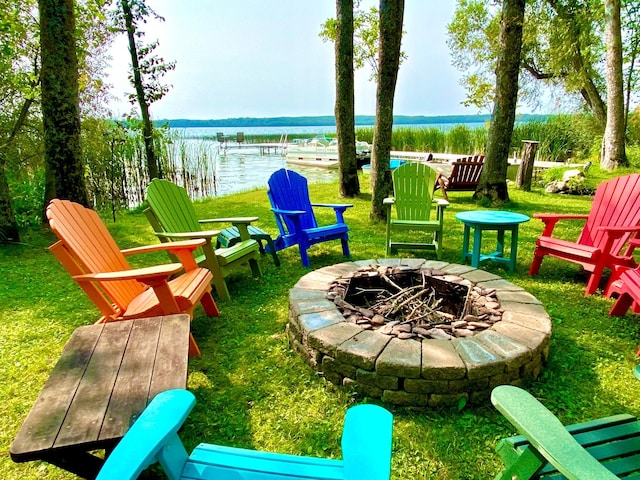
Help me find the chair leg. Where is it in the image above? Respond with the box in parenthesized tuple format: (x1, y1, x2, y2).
(528, 250, 544, 275)
(341, 237, 350, 258)
(249, 258, 262, 278)
(200, 291, 220, 317)
(585, 265, 605, 296)
(188, 334, 201, 357)
(610, 292, 634, 316)
(211, 274, 231, 302)
(260, 235, 280, 267)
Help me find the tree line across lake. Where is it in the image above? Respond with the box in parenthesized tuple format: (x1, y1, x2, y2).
(156, 114, 549, 129)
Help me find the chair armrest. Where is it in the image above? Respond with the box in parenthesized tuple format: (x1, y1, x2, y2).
(533, 214, 589, 221)
(533, 214, 589, 237)
(121, 240, 206, 272)
(73, 263, 183, 283)
(624, 237, 640, 257)
(491, 385, 618, 480)
(121, 238, 207, 255)
(342, 404, 393, 480)
(199, 216, 259, 225)
(312, 203, 354, 212)
(596, 225, 640, 240)
(272, 207, 306, 217)
(383, 197, 395, 205)
(312, 203, 353, 224)
(153, 230, 221, 241)
(96, 390, 194, 480)
(434, 199, 449, 207)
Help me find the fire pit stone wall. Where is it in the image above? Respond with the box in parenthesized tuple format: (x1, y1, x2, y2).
(288, 259, 552, 407)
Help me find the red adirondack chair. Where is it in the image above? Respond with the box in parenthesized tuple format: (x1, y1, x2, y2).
(529, 174, 640, 295)
(46, 199, 220, 356)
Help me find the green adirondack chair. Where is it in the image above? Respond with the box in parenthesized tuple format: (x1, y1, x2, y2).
(492, 385, 640, 479)
(145, 178, 262, 302)
(384, 162, 449, 258)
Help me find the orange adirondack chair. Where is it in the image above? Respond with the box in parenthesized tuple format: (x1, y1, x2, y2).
(529, 174, 640, 295)
(46, 199, 219, 356)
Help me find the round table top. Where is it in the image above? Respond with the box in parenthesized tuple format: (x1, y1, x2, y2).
(455, 210, 530, 226)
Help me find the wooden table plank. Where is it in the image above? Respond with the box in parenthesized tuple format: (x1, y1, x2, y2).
(11, 314, 191, 478)
(10, 325, 102, 458)
(150, 314, 190, 399)
(99, 317, 162, 440)
(54, 321, 132, 448)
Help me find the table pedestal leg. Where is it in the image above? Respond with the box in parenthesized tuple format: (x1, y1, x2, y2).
(462, 225, 471, 264)
(472, 227, 482, 267)
(509, 226, 519, 272)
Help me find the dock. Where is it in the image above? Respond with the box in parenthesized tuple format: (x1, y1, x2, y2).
(218, 142, 286, 155)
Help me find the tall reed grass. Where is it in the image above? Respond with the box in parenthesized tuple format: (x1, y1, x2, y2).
(79, 114, 601, 219)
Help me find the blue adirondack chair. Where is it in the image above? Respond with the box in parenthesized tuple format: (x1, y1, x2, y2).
(96, 389, 393, 480)
(267, 168, 352, 267)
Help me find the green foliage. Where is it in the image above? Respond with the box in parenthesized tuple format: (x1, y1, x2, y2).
(319, 3, 406, 81)
(4, 174, 640, 480)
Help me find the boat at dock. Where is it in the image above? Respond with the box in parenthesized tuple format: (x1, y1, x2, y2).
(285, 136, 370, 169)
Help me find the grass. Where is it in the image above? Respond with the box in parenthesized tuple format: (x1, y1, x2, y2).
(3, 164, 640, 479)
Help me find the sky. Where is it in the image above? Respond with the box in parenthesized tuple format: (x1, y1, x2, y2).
(106, 1, 485, 120)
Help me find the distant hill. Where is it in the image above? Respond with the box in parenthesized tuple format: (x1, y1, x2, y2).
(155, 114, 548, 129)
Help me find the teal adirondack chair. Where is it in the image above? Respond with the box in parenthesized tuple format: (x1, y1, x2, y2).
(145, 178, 262, 302)
(96, 389, 394, 480)
(384, 162, 449, 258)
(492, 385, 640, 479)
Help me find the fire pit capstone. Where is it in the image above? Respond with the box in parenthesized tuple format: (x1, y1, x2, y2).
(287, 259, 552, 407)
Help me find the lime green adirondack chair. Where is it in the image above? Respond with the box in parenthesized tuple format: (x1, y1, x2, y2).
(492, 384, 640, 479)
(145, 178, 262, 302)
(384, 162, 449, 258)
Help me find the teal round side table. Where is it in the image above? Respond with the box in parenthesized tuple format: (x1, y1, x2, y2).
(455, 210, 530, 272)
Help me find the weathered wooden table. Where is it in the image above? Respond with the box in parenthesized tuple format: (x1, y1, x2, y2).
(10, 314, 191, 479)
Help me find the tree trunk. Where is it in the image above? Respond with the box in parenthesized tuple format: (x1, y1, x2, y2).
(121, 0, 159, 180)
(474, 0, 525, 204)
(602, 0, 627, 170)
(39, 0, 88, 208)
(546, 0, 608, 132)
(335, 0, 359, 197)
(370, 0, 404, 221)
(0, 96, 34, 242)
(515, 140, 539, 191)
(0, 153, 19, 242)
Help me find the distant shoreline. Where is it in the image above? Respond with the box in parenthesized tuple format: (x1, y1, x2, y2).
(155, 113, 548, 129)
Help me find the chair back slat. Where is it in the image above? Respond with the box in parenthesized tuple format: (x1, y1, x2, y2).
(46, 199, 144, 312)
(392, 163, 438, 222)
(146, 179, 205, 259)
(578, 174, 640, 254)
(267, 169, 318, 234)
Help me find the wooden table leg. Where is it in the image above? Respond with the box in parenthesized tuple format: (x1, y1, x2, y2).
(40, 448, 108, 479)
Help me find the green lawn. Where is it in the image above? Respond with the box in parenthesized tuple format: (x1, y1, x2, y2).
(2, 169, 640, 480)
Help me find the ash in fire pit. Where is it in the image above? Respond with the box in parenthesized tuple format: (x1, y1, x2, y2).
(327, 265, 503, 340)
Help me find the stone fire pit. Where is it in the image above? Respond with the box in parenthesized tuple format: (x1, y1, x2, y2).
(287, 259, 552, 407)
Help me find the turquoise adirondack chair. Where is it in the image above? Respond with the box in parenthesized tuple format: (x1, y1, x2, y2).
(145, 178, 262, 302)
(96, 389, 394, 480)
(384, 162, 449, 258)
(267, 168, 352, 268)
(492, 384, 640, 479)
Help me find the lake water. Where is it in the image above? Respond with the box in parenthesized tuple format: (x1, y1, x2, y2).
(165, 123, 486, 199)
(171, 123, 485, 139)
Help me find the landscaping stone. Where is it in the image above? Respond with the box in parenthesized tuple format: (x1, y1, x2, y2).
(289, 259, 552, 407)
